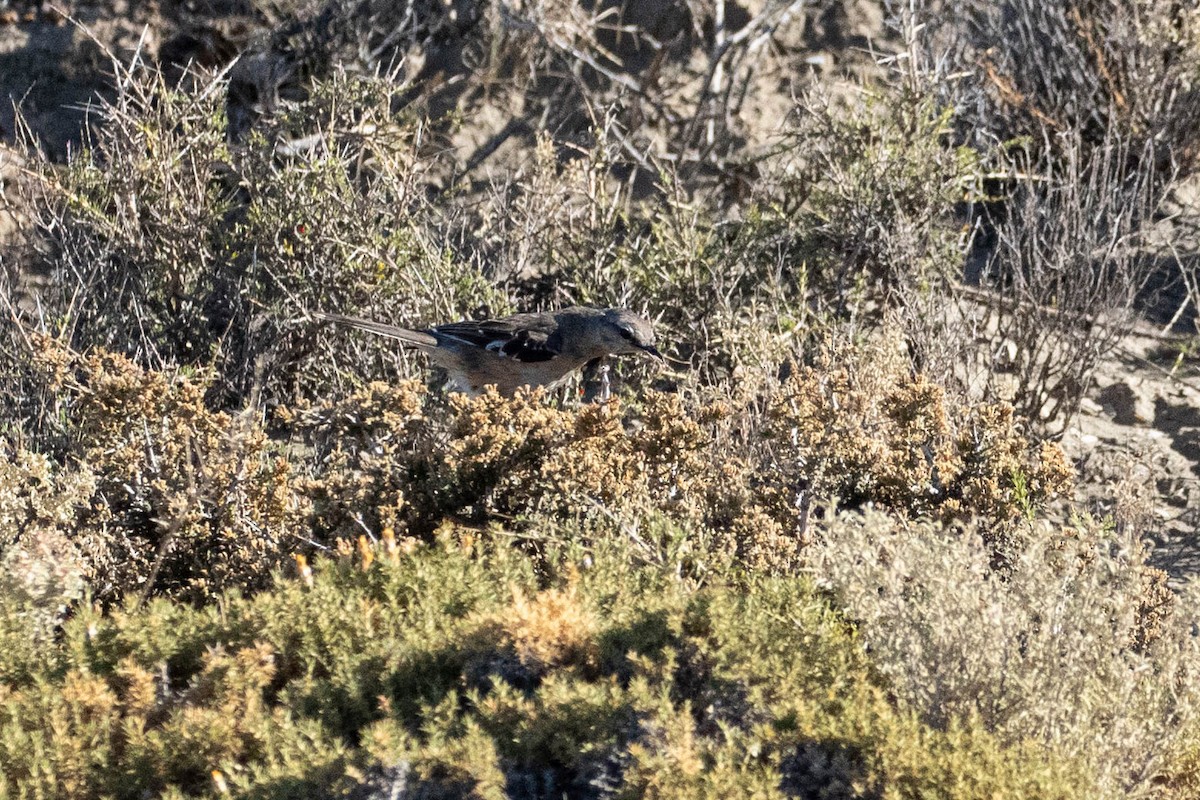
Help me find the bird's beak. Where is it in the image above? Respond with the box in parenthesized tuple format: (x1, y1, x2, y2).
(640, 344, 665, 361)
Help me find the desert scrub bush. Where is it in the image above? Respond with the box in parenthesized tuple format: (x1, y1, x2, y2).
(6, 330, 1070, 605)
(0, 448, 89, 671)
(284, 381, 777, 555)
(672, 73, 992, 403)
(0, 527, 1092, 799)
(22, 63, 503, 411)
(455, 133, 814, 387)
(880, 1, 1194, 430)
(760, 335, 1072, 551)
(603, 198, 818, 384)
(283, 334, 1073, 572)
(228, 0, 816, 175)
(13, 337, 302, 604)
(810, 509, 1200, 799)
(772, 84, 981, 320)
(488, 82, 981, 388)
(934, 0, 1200, 167)
(962, 127, 1166, 433)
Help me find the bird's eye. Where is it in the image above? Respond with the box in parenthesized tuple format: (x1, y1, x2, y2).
(617, 327, 636, 341)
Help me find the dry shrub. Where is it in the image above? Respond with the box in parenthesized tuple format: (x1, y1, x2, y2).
(286, 334, 1073, 573)
(443, 389, 732, 524)
(965, 128, 1166, 434)
(810, 509, 1200, 798)
(938, 0, 1200, 165)
(288, 382, 756, 573)
(228, 0, 817, 176)
(0, 449, 90, 660)
(22, 63, 503, 410)
(891, 0, 1200, 431)
(281, 380, 429, 541)
(0, 24, 998, 436)
(762, 336, 1073, 549)
(6, 332, 1070, 606)
(6, 341, 750, 607)
(500, 578, 598, 674)
(21, 338, 301, 604)
(286, 382, 772, 556)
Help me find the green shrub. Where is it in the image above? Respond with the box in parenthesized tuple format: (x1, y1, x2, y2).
(0, 529, 1090, 799)
(774, 86, 980, 317)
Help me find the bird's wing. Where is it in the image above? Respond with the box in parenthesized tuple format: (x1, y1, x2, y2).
(432, 316, 562, 363)
(311, 312, 439, 349)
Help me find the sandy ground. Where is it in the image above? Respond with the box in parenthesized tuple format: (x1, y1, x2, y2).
(1063, 323, 1200, 587)
(1057, 184, 1200, 587)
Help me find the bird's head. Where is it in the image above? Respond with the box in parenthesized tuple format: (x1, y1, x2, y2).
(601, 308, 663, 360)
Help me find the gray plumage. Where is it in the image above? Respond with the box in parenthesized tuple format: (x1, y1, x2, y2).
(313, 306, 662, 396)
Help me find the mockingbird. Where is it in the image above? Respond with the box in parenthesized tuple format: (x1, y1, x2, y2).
(315, 306, 662, 396)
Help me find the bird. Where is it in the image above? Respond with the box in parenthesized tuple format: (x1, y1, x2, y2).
(313, 306, 663, 396)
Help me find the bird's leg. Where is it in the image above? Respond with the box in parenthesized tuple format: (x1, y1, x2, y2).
(581, 357, 612, 403)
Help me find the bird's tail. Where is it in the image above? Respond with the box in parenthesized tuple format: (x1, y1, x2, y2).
(311, 311, 439, 349)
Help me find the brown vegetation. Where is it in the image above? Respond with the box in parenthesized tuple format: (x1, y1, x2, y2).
(2, 0, 1200, 796)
